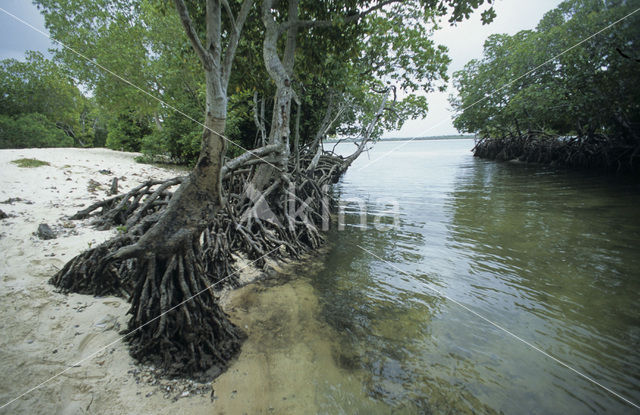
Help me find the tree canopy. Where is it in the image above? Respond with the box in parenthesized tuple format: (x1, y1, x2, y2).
(0, 51, 103, 148)
(451, 0, 640, 143)
(27, 0, 497, 163)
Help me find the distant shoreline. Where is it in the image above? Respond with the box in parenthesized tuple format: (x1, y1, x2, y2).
(325, 135, 474, 143)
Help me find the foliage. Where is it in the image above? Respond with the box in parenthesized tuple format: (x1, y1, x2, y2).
(451, 0, 640, 142)
(0, 113, 73, 148)
(34, 0, 194, 156)
(1, 52, 78, 122)
(141, 107, 201, 163)
(0, 51, 99, 147)
(105, 110, 151, 152)
(33, 0, 497, 162)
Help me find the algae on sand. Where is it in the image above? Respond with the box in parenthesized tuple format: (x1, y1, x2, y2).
(11, 158, 50, 168)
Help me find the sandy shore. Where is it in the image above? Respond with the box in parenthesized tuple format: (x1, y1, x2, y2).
(0, 148, 378, 414)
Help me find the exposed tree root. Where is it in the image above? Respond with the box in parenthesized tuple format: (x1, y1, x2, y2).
(50, 148, 351, 380)
(49, 236, 135, 297)
(202, 213, 238, 287)
(70, 178, 183, 230)
(53, 150, 347, 292)
(50, 207, 166, 297)
(125, 239, 244, 380)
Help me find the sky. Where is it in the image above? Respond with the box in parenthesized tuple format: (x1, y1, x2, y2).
(0, 1, 53, 61)
(0, 0, 564, 136)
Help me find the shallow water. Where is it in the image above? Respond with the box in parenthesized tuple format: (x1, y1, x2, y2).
(306, 139, 640, 414)
(220, 139, 640, 414)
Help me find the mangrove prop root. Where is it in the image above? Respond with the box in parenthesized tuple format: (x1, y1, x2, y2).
(473, 133, 640, 174)
(70, 177, 184, 230)
(49, 209, 166, 298)
(125, 240, 245, 380)
(203, 214, 237, 287)
(52, 149, 350, 379)
(62, 152, 344, 285)
(49, 236, 135, 297)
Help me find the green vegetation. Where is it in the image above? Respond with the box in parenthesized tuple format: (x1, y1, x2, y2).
(11, 158, 51, 168)
(22, 0, 496, 165)
(1, 113, 72, 148)
(1, 0, 498, 165)
(451, 0, 640, 172)
(0, 52, 105, 149)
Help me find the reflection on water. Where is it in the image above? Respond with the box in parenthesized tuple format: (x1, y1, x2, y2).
(308, 140, 640, 414)
(218, 139, 640, 414)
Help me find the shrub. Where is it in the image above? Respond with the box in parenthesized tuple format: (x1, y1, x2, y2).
(0, 113, 73, 148)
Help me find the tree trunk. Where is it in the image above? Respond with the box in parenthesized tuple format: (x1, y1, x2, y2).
(120, 108, 244, 379)
(250, 0, 296, 191)
(101, 0, 243, 377)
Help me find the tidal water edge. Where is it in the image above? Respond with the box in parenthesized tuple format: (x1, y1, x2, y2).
(225, 139, 640, 414)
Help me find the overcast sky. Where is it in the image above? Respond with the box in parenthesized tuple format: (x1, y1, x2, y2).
(0, 0, 564, 136)
(0, 1, 52, 61)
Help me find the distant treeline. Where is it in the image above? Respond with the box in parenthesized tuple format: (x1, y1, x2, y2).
(451, 0, 640, 173)
(0, 52, 107, 149)
(0, 48, 274, 163)
(0, 50, 209, 162)
(326, 134, 472, 143)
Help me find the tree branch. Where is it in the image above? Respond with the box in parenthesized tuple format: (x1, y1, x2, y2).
(222, 0, 253, 89)
(310, 94, 335, 151)
(262, 0, 290, 87)
(221, 0, 238, 34)
(253, 91, 267, 146)
(206, 0, 222, 70)
(283, 0, 299, 75)
(174, 0, 213, 70)
(279, 0, 402, 33)
(343, 88, 390, 166)
(221, 143, 282, 175)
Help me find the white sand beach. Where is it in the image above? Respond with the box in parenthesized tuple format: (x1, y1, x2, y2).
(0, 148, 374, 414)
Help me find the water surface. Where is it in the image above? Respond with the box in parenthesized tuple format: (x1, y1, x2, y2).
(306, 139, 640, 414)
